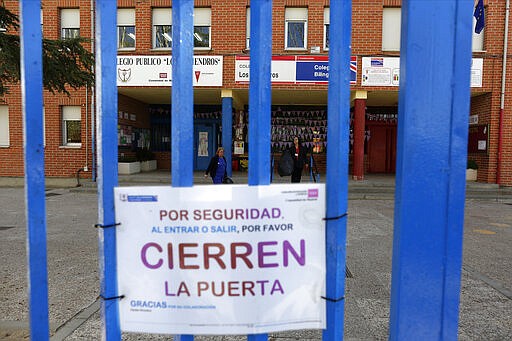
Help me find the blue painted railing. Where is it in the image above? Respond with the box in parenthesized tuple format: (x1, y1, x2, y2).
(390, 1, 472, 340)
(20, 1, 49, 340)
(95, 1, 121, 340)
(19, 0, 472, 340)
(323, 1, 352, 339)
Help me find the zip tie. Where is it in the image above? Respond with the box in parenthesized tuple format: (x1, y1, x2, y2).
(100, 295, 125, 301)
(94, 222, 121, 229)
(321, 295, 345, 303)
(323, 213, 348, 221)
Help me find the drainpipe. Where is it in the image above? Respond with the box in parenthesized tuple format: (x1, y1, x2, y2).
(498, 0, 510, 185)
(90, 0, 96, 181)
(85, 86, 89, 172)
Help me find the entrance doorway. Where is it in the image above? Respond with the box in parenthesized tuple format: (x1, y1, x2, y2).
(367, 124, 397, 173)
(194, 124, 215, 170)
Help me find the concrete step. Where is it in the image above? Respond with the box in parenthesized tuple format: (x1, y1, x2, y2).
(73, 180, 512, 201)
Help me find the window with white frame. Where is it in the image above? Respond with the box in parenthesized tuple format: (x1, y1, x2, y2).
(285, 8, 308, 50)
(472, 16, 484, 51)
(382, 7, 401, 51)
(194, 8, 211, 49)
(61, 8, 80, 39)
(153, 8, 172, 49)
(118, 8, 135, 49)
(246, 7, 250, 49)
(62, 106, 81, 146)
(324, 7, 330, 50)
(0, 106, 9, 147)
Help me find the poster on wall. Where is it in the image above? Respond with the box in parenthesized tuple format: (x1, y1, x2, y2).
(114, 184, 326, 335)
(198, 132, 209, 157)
(234, 141, 245, 154)
(362, 57, 484, 87)
(470, 58, 483, 87)
(118, 125, 133, 147)
(361, 57, 400, 86)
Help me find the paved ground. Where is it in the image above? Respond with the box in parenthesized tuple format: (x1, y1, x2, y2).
(1, 173, 511, 340)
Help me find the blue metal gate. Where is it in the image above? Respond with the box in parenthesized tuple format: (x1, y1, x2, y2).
(20, 0, 473, 340)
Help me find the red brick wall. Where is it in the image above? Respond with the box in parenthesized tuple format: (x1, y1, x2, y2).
(0, 87, 24, 176)
(2, 0, 512, 184)
(472, 1, 512, 185)
(1, 0, 94, 178)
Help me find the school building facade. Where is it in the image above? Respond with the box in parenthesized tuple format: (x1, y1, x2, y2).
(0, 0, 510, 184)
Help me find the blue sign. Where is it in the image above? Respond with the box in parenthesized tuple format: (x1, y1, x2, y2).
(296, 61, 330, 82)
(294, 56, 357, 84)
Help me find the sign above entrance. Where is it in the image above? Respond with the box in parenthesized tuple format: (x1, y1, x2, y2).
(235, 55, 357, 85)
(362, 57, 483, 87)
(117, 56, 223, 87)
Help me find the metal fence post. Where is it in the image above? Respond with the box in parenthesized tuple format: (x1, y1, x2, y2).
(95, 1, 121, 339)
(247, 1, 272, 340)
(322, 1, 352, 340)
(248, 0, 272, 188)
(20, 1, 50, 339)
(390, 1, 472, 339)
(172, 1, 194, 340)
(172, 0, 194, 189)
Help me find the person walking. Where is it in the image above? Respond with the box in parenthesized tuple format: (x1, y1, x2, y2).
(205, 147, 227, 184)
(289, 136, 308, 183)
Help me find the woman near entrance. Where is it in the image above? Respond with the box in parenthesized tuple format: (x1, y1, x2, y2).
(205, 147, 227, 184)
(289, 136, 308, 183)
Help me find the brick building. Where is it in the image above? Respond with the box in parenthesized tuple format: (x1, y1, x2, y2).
(0, 0, 510, 184)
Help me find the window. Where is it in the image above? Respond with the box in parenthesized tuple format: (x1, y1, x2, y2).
(382, 8, 401, 51)
(62, 106, 81, 146)
(118, 8, 135, 49)
(0, 106, 9, 147)
(153, 8, 172, 49)
(61, 8, 80, 39)
(194, 8, 211, 49)
(324, 7, 330, 50)
(285, 8, 308, 50)
(472, 16, 484, 51)
(246, 7, 250, 49)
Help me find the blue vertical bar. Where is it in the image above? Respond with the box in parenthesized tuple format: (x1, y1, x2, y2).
(222, 96, 233, 177)
(389, 1, 472, 340)
(248, 1, 271, 340)
(322, 1, 351, 340)
(20, 1, 50, 339)
(172, 0, 194, 188)
(248, 0, 272, 187)
(95, 1, 121, 339)
(172, 1, 194, 340)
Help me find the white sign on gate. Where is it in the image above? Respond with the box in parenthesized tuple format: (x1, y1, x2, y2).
(114, 184, 326, 335)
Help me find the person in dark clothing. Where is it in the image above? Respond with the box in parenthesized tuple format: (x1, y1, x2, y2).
(289, 136, 308, 183)
(204, 147, 227, 184)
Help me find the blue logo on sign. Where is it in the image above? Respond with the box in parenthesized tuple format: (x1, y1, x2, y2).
(127, 195, 158, 202)
(371, 58, 384, 67)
